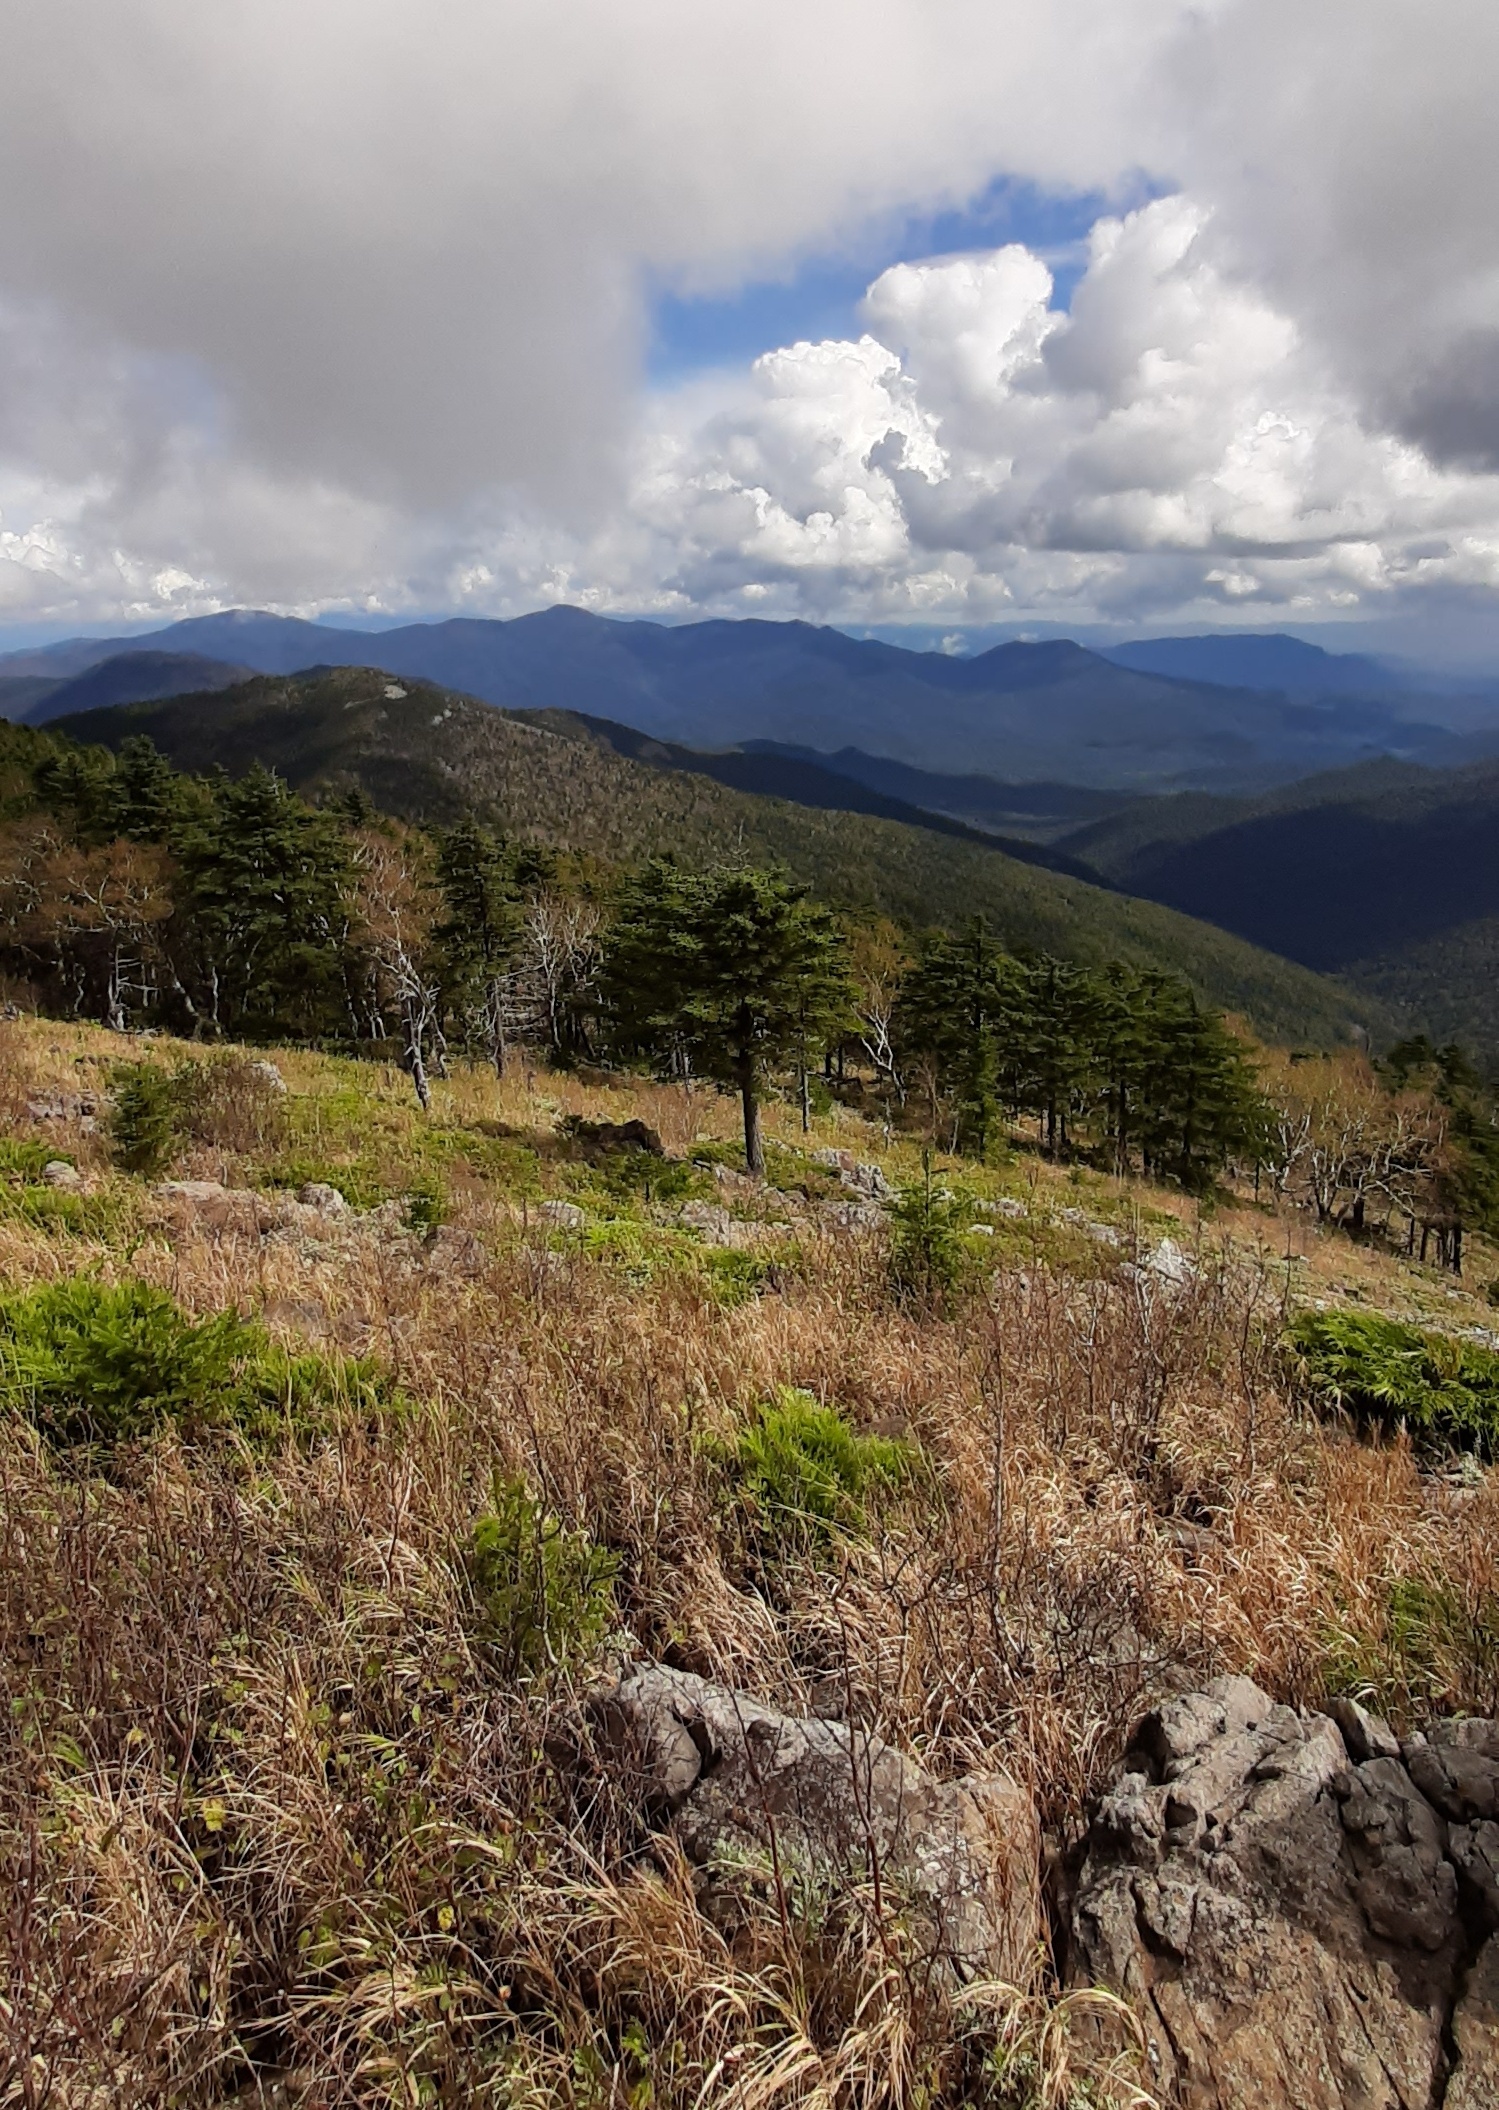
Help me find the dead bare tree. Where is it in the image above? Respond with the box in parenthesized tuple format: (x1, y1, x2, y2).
(352, 831, 442, 1110)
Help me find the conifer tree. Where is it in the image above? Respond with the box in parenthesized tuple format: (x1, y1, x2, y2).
(601, 862, 850, 1174)
(176, 764, 351, 1039)
(898, 920, 1010, 1154)
(433, 820, 521, 1073)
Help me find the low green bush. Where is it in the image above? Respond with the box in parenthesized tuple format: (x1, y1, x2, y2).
(0, 1276, 401, 1451)
(467, 1475, 617, 1678)
(889, 1159, 974, 1307)
(598, 1150, 708, 1208)
(730, 1386, 918, 1547)
(404, 1175, 448, 1234)
(107, 1062, 180, 1178)
(1287, 1306, 1499, 1457)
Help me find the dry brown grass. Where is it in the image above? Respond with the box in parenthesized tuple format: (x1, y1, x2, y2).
(0, 1018, 1495, 2105)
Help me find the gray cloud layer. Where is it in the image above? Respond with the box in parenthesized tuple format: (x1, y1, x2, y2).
(0, 0, 1496, 636)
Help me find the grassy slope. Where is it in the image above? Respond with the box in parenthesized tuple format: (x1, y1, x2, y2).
(55, 667, 1378, 1046)
(1, 1011, 1496, 2104)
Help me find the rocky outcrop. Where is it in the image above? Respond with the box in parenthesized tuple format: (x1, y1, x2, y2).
(1067, 1675, 1499, 2108)
(590, 1664, 1040, 1984)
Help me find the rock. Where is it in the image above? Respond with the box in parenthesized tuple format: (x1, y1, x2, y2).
(423, 1224, 488, 1277)
(811, 1147, 893, 1201)
(819, 1196, 886, 1233)
(537, 1199, 586, 1231)
(1448, 1933, 1499, 2109)
(1069, 1674, 1479, 2108)
(154, 1180, 280, 1234)
(1144, 1236, 1195, 1286)
(677, 1199, 781, 1248)
(1329, 1694, 1403, 1764)
(591, 1665, 1040, 1984)
(40, 1160, 83, 1190)
(678, 1199, 735, 1244)
(296, 1182, 349, 1215)
(567, 1116, 665, 1159)
(977, 1196, 1028, 1220)
(1406, 1718, 1499, 1823)
(26, 1092, 96, 1123)
(247, 1060, 287, 1094)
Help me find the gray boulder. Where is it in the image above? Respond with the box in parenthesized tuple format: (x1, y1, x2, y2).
(591, 1664, 1039, 1985)
(1067, 1675, 1496, 2108)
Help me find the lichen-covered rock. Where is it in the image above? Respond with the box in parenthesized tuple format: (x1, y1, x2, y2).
(1448, 1933, 1499, 2110)
(1067, 1676, 1484, 2108)
(591, 1664, 1039, 1985)
(296, 1181, 349, 1215)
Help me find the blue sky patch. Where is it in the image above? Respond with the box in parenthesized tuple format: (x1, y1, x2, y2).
(646, 173, 1164, 383)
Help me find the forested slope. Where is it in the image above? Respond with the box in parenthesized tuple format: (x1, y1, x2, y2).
(1058, 755, 1499, 1053)
(53, 665, 1379, 1046)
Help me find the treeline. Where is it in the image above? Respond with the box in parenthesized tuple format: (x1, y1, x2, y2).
(2, 730, 1497, 1253)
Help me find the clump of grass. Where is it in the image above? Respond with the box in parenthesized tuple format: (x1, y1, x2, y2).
(697, 1245, 775, 1307)
(1288, 1307, 1499, 1456)
(729, 1386, 919, 1548)
(0, 1276, 400, 1452)
(1325, 1574, 1499, 1722)
(404, 1173, 448, 1233)
(173, 1053, 289, 1156)
(0, 1137, 66, 1182)
(467, 1473, 617, 1678)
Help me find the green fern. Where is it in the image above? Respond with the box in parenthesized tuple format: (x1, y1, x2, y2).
(1288, 1307, 1499, 1457)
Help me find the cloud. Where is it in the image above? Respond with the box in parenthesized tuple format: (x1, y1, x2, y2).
(595, 198, 1499, 627)
(1, 0, 1499, 638)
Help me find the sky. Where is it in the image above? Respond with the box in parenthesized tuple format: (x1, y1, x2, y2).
(2, 1, 1499, 661)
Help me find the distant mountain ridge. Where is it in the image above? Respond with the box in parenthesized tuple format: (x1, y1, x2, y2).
(4, 606, 1493, 795)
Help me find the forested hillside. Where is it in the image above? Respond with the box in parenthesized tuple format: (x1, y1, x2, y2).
(1058, 755, 1499, 1053)
(50, 665, 1378, 1046)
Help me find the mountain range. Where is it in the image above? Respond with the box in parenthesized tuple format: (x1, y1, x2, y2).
(6, 606, 1497, 794)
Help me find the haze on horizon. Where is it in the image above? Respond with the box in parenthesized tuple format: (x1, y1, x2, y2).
(2, 1, 1498, 664)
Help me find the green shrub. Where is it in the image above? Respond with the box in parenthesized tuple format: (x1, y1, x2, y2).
(0, 1138, 65, 1183)
(0, 1276, 402, 1451)
(0, 1278, 252, 1445)
(106, 1063, 179, 1178)
(599, 1150, 707, 1208)
(889, 1157, 973, 1307)
(731, 1387, 917, 1546)
(404, 1176, 448, 1234)
(467, 1475, 617, 1678)
(1287, 1307, 1499, 1457)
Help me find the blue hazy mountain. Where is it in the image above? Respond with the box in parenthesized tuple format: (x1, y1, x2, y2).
(21, 650, 254, 724)
(3, 606, 1492, 793)
(1100, 633, 1408, 696)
